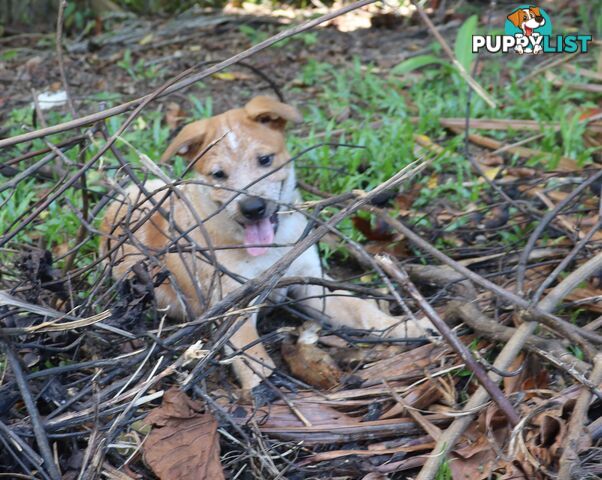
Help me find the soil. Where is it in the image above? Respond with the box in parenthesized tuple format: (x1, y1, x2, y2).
(0, 7, 460, 131)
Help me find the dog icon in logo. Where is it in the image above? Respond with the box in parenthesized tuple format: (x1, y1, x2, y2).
(506, 6, 547, 54)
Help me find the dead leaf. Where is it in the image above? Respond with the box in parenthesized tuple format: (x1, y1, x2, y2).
(332, 343, 404, 368)
(352, 216, 395, 241)
(364, 240, 409, 258)
(381, 381, 443, 419)
(450, 411, 511, 480)
(476, 153, 504, 167)
(427, 174, 438, 189)
(394, 185, 420, 215)
(580, 108, 602, 147)
(564, 286, 602, 313)
(450, 434, 497, 480)
(282, 342, 342, 389)
(358, 343, 449, 385)
(139, 33, 154, 45)
(506, 167, 537, 178)
(281, 321, 342, 389)
(143, 389, 224, 480)
(211, 71, 254, 81)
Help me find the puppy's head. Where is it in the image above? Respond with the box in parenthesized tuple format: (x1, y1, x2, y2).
(507, 6, 545, 35)
(161, 96, 302, 256)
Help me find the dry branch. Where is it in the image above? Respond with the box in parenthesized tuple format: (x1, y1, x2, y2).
(371, 208, 602, 350)
(417, 252, 602, 480)
(376, 255, 519, 426)
(433, 117, 602, 133)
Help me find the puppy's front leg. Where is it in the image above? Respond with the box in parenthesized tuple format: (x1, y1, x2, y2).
(299, 283, 430, 338)
(227, 313, 275, 391)
(289, 248, 431, 338)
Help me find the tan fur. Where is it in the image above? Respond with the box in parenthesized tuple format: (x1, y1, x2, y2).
(101, 96, 431, 391)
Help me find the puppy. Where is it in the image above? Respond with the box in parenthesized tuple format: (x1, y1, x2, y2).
(507, 6, 546, 54)
(101, 96, 430, 392)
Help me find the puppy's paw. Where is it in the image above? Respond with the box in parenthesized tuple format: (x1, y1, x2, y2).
(388, 316, 436, 340)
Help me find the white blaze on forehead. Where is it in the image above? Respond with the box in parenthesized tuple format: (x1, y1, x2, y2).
(225, 130, 240, 151)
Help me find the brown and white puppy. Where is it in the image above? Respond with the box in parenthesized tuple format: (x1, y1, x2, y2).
(101, 96, 430, 391)
(507, 6, 546, 54)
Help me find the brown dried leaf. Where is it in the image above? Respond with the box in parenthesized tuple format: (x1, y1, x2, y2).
(332, 344, 404, 368)
(352, 216, 395, 241)
(358, 343, 448, 385)
(450, 421, 507, 480)
(450, 445, 496, 480)
(564, 286, 602, 313)
(364, 240, 409, 258)
(282, 341, 343, 389)
(143, 389, 224, 480)
(381, 381, 443, 419)
(506, 166, 538, 178)
(394, 184, 421, 214)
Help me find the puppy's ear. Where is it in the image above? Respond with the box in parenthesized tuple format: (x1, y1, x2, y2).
(160, 120, 208, 162)
(244, 96, 302, 130)
(530, 7, 541, 16)
(507, 9, 523, 28)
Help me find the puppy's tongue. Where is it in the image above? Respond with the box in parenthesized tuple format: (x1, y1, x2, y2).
(244, 218, 274, 256)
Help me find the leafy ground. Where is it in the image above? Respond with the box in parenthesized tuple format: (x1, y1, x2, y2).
(1, 1, 602, 479)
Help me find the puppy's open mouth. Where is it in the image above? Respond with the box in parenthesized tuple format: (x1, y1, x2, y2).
(242, 212, 279, 257)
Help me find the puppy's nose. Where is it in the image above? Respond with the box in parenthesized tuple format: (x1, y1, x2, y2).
(238, 197, 267, 220)
(535, 15, 543, 22)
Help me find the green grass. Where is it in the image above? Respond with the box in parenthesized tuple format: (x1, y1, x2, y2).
(1, 20, 600, 272)
(435, 460, 453, 480)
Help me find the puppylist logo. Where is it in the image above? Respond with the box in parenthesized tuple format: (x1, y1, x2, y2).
(472, 5, 593, 55)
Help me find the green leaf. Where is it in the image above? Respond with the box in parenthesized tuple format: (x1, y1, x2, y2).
(454, 14, 478, 72)
(391, 55, 448, 75)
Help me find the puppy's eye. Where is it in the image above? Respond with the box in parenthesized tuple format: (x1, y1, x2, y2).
(212, 170, 227, 180)
(257, 154, 274, 167)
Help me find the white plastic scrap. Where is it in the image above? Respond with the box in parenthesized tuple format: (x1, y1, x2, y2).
(32, 90, 68, 110)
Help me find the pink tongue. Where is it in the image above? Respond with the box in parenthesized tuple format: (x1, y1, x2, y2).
(243, 218, 274, 256)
